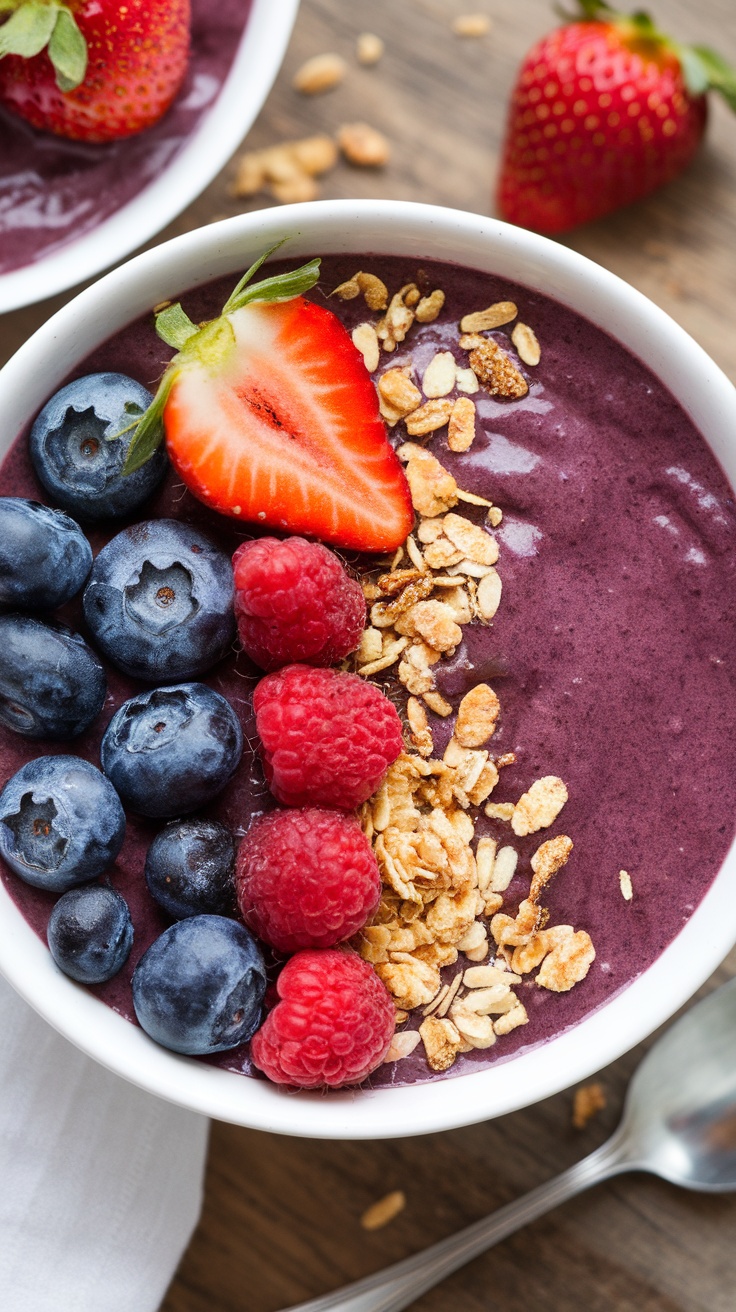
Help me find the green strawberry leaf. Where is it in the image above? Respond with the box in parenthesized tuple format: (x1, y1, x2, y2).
(221, 238, 291, 313)
(0, 2, 57, 59)
(48, 6, 87, 92)
(155, 302, 199, 350)
(230, 257, 321, 312)
(688, 44, 736, 112)
(677, 45, 711, 97)
(122, 370, 176, 475)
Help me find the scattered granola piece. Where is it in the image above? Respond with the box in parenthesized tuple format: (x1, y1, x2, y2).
(338, 122, 390, 167)
(537, 929, 596, 991)
(487, 507, 503, 527)
(357, 636, 409, 677)
(489, 845, 517, 892)
(468, 338, 528, 398)
(455, 684, 500, 748)
(442, 513, 499, 565)
(476, 568, 502, 619)
(352, 322, 380, 372)
(417, 519, 445, 544)
(493, 1004, 529, 1035)
(485, 801, 516, 822)
(419, 1015, 464, 1071)
(333, 276, 361, 300)
(384, 1030, 421, 1062)
(452, 13, 493, 36)
(464, 964, 521, 988)
(377, 568, 423, 595)
(408, 600, 462, 652)
(572, 1082, 607, 1129)
(356, 271, 389, 309)
(232, 135, 337, 198)
(460, 302, 517, 332)
(459, 332, 487, 350)
(512, 776, 568, 836)
(405, 398, 454, 437)
(376, 285, 417, 350)
(455, 488, 493, 508)
(449, 1004, 496, 1048)
(293, 52, 347, 94)
(423, 538, 464, 570)
(422, 352, 457, 398)
(455, 366, 480, 394)
(619, 869, 633, 901)
(407, 696, 434, 757)
(356, 626, 383, 665)
(269, 173, 319, 205)
(376, 956, 440, 1010)
(448, 396, 476, 452)
(356, 32, 384, 64)
(361, 1190, 406, 1230)
(530, 835, 573, 903)
(414, 289, 446, 323)
(511, 321, 541, 366)
(435, 971, 464, 1017)
(398, 444, 459, 517)
(378, 369, 422, 424)
(423, 691, 453, 717)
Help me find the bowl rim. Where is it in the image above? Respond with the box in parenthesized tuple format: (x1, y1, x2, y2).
(1, 198, 735, 1140)
(0, 0, 301, 315)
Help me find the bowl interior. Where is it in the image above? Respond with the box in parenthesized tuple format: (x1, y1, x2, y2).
(1, 200, 735, 1139)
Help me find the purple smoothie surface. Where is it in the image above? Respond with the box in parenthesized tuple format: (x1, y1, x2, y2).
(0, 0, 252, 276)
(1, 253, 735, 1090)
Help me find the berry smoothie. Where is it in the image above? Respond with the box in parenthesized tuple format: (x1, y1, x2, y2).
(0, 0, 252, 276)
(1, 253, 735, 1088)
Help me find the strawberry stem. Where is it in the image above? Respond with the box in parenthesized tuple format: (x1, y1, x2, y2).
(0, 1, 87, 91)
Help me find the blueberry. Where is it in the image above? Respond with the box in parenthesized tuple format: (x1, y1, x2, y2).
(47, 885, 133, 984)
(0, 756, 126, 892)
(132, 915, 266, 1055)
(145, 818, 236, 919)
(0, 613, 106, 739)
(0, 498, 92, 610)
(83, 519, 235, 683)
(29, 372, 167, 521)
(101, 682, 243, 818)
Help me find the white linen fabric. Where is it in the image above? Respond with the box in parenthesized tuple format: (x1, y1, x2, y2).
(0, 973, 209, 1312)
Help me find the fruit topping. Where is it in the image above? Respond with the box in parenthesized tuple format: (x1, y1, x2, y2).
(122, 248, 414, 552)
(132, 915, 267, 1056)
(47, 885, 133, 984)
(497, 0, 736, 234)
(250, 948, 395, 1088)
(253, 664, 404, 810)
(0, 497, 92, 610)
(145, 817, 236, 920)
(0, 613, 106, 740)
(29, 372, 167, 521)
(232, 536, 366, 672)
(101, 682, 243, 819)
(236, 807, 380, 953)
(0, 756, 125, 892)
(83, 519, 234, 683)
(0, 0, 191, 143)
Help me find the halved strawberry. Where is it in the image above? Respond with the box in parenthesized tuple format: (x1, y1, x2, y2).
(124, 248, 413, 553)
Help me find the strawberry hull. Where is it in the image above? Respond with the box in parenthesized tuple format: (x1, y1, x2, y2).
(1, 253, 735, 1090)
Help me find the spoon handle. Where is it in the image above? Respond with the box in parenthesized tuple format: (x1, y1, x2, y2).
(283, 1133, 628, 1312)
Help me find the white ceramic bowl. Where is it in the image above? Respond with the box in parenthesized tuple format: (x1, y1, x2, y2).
(0, 0, 300, 314)
(1, 200, 735, 1139)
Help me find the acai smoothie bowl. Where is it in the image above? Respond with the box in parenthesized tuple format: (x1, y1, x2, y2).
(0, 201, 735, 1140)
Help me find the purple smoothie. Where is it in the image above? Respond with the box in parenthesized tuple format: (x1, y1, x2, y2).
(0, 0, 252, 276)
(1, 254, 735, 1089)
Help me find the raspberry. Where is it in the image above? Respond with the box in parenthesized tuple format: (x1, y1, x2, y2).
(232, 537, 366, 672)
(254, 664, 404, 809)
(236, 807, 381, 953)
(250, 948, 395, 1088)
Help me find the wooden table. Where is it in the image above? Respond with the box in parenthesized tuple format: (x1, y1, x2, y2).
(3, 1, 736, 1308)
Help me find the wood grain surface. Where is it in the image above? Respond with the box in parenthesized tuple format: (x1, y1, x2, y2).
(3, 1, 736, 1309)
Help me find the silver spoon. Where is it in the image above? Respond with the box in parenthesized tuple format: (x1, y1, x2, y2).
(283, 976, 736, 1312)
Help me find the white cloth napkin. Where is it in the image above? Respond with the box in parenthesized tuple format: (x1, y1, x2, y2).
(0, 973, 209, 1312)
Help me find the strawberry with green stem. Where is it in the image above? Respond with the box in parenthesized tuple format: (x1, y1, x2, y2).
(121, 245, 414, 554)
(497, 0, 736, 233)
(0, 0, 190, 142)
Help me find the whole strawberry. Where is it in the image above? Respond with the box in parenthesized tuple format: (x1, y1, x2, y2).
(0, 0, 190, 142)
(497, 0, 736, 233)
